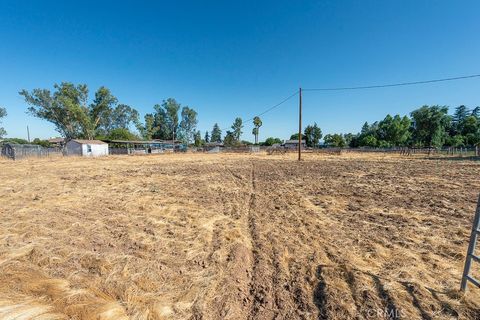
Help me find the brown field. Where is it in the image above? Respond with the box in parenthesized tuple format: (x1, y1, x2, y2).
(1, 152, 480, 319)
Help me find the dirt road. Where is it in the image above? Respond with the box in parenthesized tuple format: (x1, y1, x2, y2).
(1, 153, 480, 319)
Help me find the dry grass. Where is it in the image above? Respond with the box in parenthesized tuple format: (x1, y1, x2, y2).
(1, 152, 480, 319)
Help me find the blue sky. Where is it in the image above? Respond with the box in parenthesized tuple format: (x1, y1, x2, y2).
(1, 0, 480, 141)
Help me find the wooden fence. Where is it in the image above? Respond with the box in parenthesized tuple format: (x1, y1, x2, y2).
(1, 143, 62, 160)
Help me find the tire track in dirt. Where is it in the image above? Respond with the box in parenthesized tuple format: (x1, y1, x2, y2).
(248, 160, 313, 319)
(202, 163, 254, 319)
(247, 161, 283, 319)
(258, 160, 381, 319)
(247, 161, 264, 319)
(261, 161, 323, 319)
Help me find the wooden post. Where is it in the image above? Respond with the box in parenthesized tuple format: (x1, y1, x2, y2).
(172, 126, 175, 153)
(461, 194, 480, 291)
(298, 87, 302, 161)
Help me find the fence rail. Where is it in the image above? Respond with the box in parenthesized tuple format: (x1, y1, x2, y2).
(308, 146, 480, 156)
(2, 142, 480, 160)
(1, 143, 62, 160)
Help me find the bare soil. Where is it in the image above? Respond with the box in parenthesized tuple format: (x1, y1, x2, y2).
(1, 152, 480, 319)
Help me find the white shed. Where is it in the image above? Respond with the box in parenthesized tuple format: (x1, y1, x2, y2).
(66, 139, 109, 157)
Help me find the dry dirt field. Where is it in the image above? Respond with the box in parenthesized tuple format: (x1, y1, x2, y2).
(1, 152, 480, 320)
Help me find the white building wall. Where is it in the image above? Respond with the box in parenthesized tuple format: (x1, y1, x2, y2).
(81, 143, 108, 157)
(66, 141, 108, 157)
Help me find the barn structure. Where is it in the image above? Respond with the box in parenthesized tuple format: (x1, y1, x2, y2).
(66, 139, 108, 157)
(47, 137, 65, 148)
(283, 139, 306, 150)
(106, 139, 186, 155)
(204, 142, 224, 153)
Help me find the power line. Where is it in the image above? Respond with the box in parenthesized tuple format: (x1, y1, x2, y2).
(215, 73, 480, 133)
(220, 90, 299, 131)
(303, 73, 480, 91)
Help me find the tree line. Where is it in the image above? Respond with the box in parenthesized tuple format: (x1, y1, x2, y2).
(318, 105, 480, 148)
(4, 83, 479, 150)
(18, 83, 202, 144)
(14, 82, 269, 147)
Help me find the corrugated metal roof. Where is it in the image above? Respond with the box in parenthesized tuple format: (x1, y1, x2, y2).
(106, 139, 183, 144)
(71, 139, 107, 145)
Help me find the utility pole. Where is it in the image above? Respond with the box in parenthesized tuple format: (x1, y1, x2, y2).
(298, 87, 302, 161)
(27, 125, 30, 143)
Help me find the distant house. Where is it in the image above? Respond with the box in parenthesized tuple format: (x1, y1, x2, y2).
(283, 139, 306, 150)
(48, 137, 64, 147)
(66, 140, 108, 157)
(204, 142, 224, 153)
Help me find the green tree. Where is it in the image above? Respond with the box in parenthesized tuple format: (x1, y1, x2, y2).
(105, 128, 138, 140)
(223, 130, 236, 146)
(20, 83, 140, 141)
(89, 89, 140, 138)
(471, 107, 480, 120)
(20, 82, 90, 140)
(304, 123, 322, 148)
(179, 106, 198, 144)
(357, 121, 381, 147)
(252, 116, 262, 144)
(32, 138, 51, 147)
(461, 116, 480, 145)
(445, 134, 465, 147)
(377, 114, 411, 146)
(88, 86, 118, 138)
(324, 133, 346, 147)
(3, 138, 29, 144)
(452, 105, 470, 134)
(261, 137, 282, 146)
(142, 99, 187, 141)
(141, 114, 156, 140)
(290, 133, 300, 140)
(194, 130, 202, 146)
(148, 105, 168, 139)
(465, 133, 480, 146)
(349, 134, 361, 148)
(410, 105, 450, 148)
(343, 133, 357, 147)
(163, 98, 180, 140)
(446, 105, 468, 138)
(462, 115, 478, 135)
(0, 106, 6, 138)
(252, 127, 258, 144)
(231, 117, 243, 141)
(211, 123, 222, 142)
(360, 122, 370, 135)
(111, 104, 140, 131)
(359, 134, 378, 147)
(204, 131, 210, 143)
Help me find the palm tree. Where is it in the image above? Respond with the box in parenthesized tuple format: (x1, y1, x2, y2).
(252, 127, 258, 144)
(252, 116, 262, 144)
